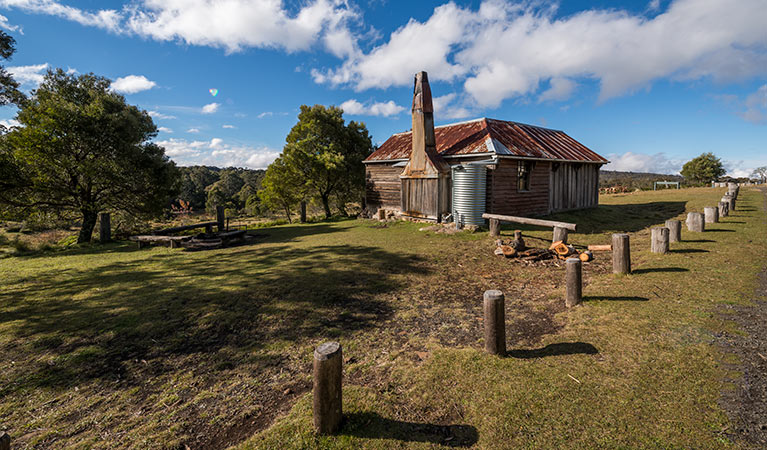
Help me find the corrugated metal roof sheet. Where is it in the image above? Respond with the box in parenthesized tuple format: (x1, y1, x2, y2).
(365, 118, 608, 164)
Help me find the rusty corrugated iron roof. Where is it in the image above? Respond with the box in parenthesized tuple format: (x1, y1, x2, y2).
(364, 118, 608, 164)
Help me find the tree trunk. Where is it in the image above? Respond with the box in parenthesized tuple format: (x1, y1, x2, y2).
(283, 205, 292, 223)
(78, 210, 98, 243)
(321, 194, 331, 219)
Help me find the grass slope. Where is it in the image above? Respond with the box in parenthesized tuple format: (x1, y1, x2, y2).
(1, 187, 765, 449)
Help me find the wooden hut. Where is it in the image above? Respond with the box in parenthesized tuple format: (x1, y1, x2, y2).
(364, 71, 608, 224)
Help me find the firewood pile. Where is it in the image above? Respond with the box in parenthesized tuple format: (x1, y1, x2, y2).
(493, 232, 597, 264)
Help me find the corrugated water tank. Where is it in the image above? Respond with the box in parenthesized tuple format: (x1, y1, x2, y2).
(452, 163, 487, 227)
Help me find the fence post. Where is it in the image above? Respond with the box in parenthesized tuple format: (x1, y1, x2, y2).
(612, 233, 631, 274)
(483, 290, 506, 356)
(0, 432, 9, 450)
(718, 201, 728, 218)
(566, 258, 582, 307)
(313, 342, 343, 434)
(99, 212, 111, 242)
(704, 207, 718, 223)
(216, 206, 226, 232)
(553, 226, 568, 244)
(686, 212, 705, 232)
(651, 227, 669, 253)
(489, 218, 500, 237)
(665, 220, 681, 243)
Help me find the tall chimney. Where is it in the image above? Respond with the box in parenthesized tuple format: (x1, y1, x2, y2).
(403, 71, 446, 176)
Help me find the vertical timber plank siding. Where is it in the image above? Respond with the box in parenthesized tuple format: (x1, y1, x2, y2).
(401, 178, 438, 219)
(548, 163, 600, 213)
(487, 159, 550, 216)
(365, 164, 402, 211)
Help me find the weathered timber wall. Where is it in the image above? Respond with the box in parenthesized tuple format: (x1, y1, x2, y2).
(549, 162, 600, 212)
(401, 177, 438, 219)
(365, 164, 402, 211)
(486, 159, 550, 217)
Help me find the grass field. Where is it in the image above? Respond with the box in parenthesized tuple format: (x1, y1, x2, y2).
(1, 187, 766, 449)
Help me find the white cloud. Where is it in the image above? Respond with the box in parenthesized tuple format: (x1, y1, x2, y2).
(340, 99, 405, 117)
(148, 110, 176, 120)
(257, 111, 273, 119)
(538, 78, 577, 103)
(187, 128, 200, 133)
(647, 0, 661, 12)
(0, 0, 121, 31)
(8, 63, 48, 86)
(432, 93, 472, 119)
(201, 102, 219, 114)
(0, 118, 20, 128)
(0, 13, 20, 32)
(603, 151, 683, 174)
(740, 85, 767, 124)
(156, 137, 280, 169)
(157, 126, 172, 133)
(222, 124, 236, 129)
(314, 0, 767, 108)
(111, 74, 156, 94)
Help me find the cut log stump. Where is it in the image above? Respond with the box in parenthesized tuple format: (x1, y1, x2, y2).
(704, 206, 718, 223)
(483, 290, 506, 356)
(612, 233, 631, 274)
(665, 220, 681, 243)
(552, 226, 568, 244)
(313, 342, 343, 435)
(651, 227, 669, 254)
(566, 258, 582, 308)
(687, 212, 705, 232)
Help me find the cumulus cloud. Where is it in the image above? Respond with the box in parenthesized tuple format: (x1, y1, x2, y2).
(257, 112, 273, 119)
(0, 13, 20, 32)
(187, 128, 200, 133)
(0, 118, 20, 128)
(538, 78, 577, 103)
(111, 74, 156, 94)
(0, 0, 121, 31)
(156, 137, 280, 168)
(603, 151, 683, 174)
(740, 85, 767, 124)
(222, 124, 236, 129)
(148, 110, 176, 120)
(201, 102, 219, 114)
(8, 63, 48, 86)
(340, 99, 405, 117)
(157, 126, 172, 133)
(432, 93, 472, 119)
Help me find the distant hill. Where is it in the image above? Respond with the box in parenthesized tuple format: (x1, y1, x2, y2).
(599, 170, 684, 191)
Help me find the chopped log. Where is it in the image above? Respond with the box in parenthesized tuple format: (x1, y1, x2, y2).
(482, 213, 576, 231)
(552, 226, 568, 244)
(550, 241, 570, 256)
(651, 227, 669, 254)
(587, 244, 612, 252)
(704, 206, 718, 223)
(377, 209, 386, 221)
(612, 234, 631, 274)
(566, 258, 582, 308)
(579, 251, 593, 262)
(313, 342, 343, 434)
(483, 290, 506, 356)
(501, 245, 517, 257)
(665, 220, 681, 243)
(686, 212, 705, 232)
(511, 230, 526, 250)
(489, 218, 501, 238)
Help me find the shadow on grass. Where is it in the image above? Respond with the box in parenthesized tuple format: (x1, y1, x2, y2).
(342, 412, 479, 447)
(508, 342, 598, 359)
(671, 248, 709, 254)
(583, 295, 650, 302)
(631, 267, 689, 274)
(0, 242, 428, 392)
(722, 221, 746, 224)
(683, 239, 715, 243)
(705, 228, 735, 232)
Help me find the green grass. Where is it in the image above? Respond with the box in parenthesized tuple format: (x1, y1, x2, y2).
(1, 187, 766, 449)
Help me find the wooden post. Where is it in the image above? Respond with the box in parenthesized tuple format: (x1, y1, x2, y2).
(99, 212, 111, 242)
(216, 206, 226, 232)
(483, 290, 506, 356)
(553, 226, 568, 244)
(718, 201, 728, 218)
(300, 201, 307, 223)
(377, 209, 386, 221)
(565, 258, 582, 307)
(686, 212, 705, 232)
(704, 206, 718, 223)
(313, 342, 343, 434)
(665, 220, 681, 243)
(489, 218, 500, 237)
(612, 233, 631, 274)
(0, 432, 9, 450)
(651, 227, 669, 253)
(723, 195, 735, 212)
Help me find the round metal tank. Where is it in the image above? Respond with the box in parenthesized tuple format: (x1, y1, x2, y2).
(452, 164, 487, 227)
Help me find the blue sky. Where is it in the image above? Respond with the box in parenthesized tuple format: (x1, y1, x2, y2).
(0, 0, 765, 176)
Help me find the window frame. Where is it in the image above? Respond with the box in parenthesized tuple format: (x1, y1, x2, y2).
(517, 161, 534, 192)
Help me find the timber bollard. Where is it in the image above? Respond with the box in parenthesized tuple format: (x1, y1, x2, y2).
(377, 209, 386, 221)
(704, 206, 718, 224)
(483, 290, 506, 356)
(553, 226, 568, 244)
(566, 258, 582, 307)
(723, 195, 735, 212)
(0, 432, 9, 450)
(665, 220, 681, 243)
(300, 201, 307, 223)
(216, 206, 226, 232)
(99, 212, 111, 242)
(719, 201, 729, 218)
(313, 342, 343, 434)
(687, 212, 705, 232)
(489, 218, 500, 238)
(651, 227, 669, 254)
(612, 233, 631, 274)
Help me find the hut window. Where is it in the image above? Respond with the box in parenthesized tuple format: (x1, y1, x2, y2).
(518, 161, 534, 191)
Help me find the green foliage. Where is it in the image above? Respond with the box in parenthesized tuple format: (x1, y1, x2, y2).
(176, 166, 265, 214)
(0, 69, 179, 243)
(279, 105, 372, 218)
(680, 152, 726, 184)
(0, 30, 25, 109)
(258, 156, 301, 222)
